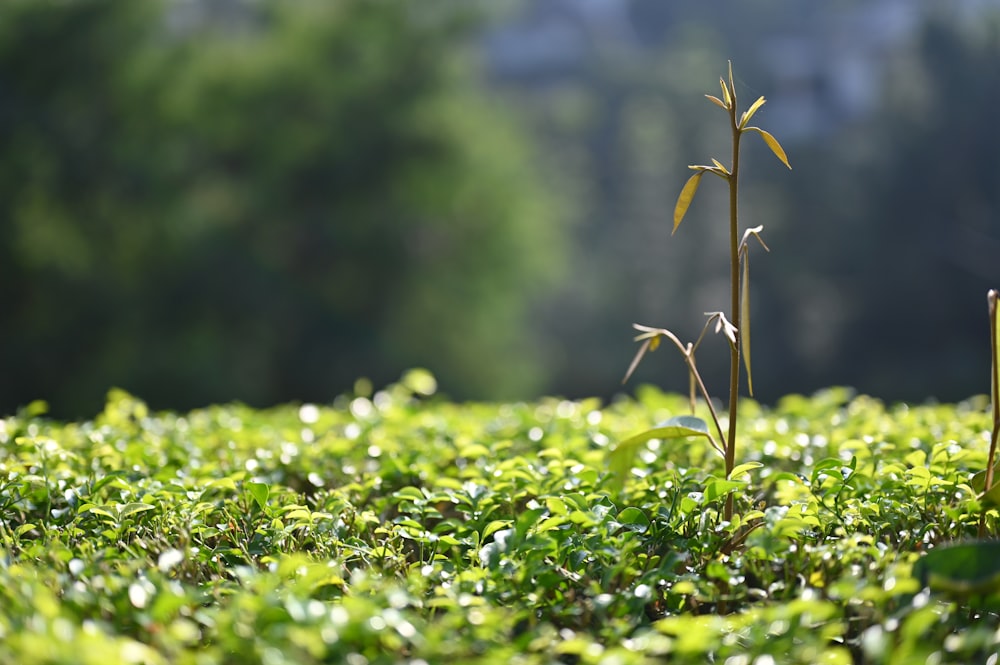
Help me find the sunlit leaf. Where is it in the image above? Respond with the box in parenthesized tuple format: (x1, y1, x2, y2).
(705, 477, 745, 502)
(745, 126, 792, 169)
(705, 94, 728, 110)
(615, 507, 651, 533)
(608, 416, 713, 494)
(729, 461, 763, 480)
(710, 158, 730, 175)
(741, 252, 754, 396)
(246, 481, 270, 511)
(719, 77, 731, 108)
(14, 523, 37, 537)
(79, 503, 117, 521)
(673, 171, 704, 234)
(117, 502, 156, 520)
(739, 95, 766, 129)
(739, 225, 769, 253)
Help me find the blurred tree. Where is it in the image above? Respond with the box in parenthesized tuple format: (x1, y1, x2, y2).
(765, 11, 1000, 402)
(835, 12, 1000, 400)
(0, 0, 566, 417)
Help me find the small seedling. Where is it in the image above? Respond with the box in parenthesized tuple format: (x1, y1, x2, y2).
(615, 62, 791, 522)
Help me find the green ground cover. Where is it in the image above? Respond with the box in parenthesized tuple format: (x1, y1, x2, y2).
(2, 370, 999, 664)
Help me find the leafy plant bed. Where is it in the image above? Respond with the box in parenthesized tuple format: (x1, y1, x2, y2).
(2, 372, 999, 664)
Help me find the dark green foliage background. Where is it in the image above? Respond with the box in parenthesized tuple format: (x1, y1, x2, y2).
(0, 0, 564, 417)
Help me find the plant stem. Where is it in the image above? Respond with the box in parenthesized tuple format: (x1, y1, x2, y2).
(724, 89, 742, 523)
(979, 289, 999, 538)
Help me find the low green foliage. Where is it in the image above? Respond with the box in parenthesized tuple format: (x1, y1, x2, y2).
(2, 372, 1000, 663)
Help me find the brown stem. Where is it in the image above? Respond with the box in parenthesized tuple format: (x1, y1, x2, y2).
(980, 290, 1000, 538)
(724, 84, 742, 523)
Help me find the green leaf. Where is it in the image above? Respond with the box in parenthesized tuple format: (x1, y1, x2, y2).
(741, 252, 754, 396)
(14, 523, 36, 537)
(729, 461, 763, 480)
(739, 95, 766, 129)
(246, 481, 270, 511)
(79, 503, 118, 521)
(673, 171, 704, 234)
(971, 462, 1000, 493)
(983, 480, 1000, 509)
(704, 477, 744, 502)
(608, 416, 712, 494)
(719, 77, 731, 108)
(615, 507, 651, 534)
(117, 503, 156, 520)
(394, 486, 426, 503)
(914, 541, 1000, 598)
(745, 126, 792, 169)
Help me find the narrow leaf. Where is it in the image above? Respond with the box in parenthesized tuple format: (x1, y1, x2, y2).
(705, 94, 728, 110)
(710, 158, 730, 175)
(673, 171, 704, 234)
(622, 338, 651, 385)
(746, 127, 792, 169)
(741, 252, 754, 396)
(739, 95, 767, 129)
(719, 78, 731, 108)
(727, 61, 736, 106)
(739, 225, 770, 253)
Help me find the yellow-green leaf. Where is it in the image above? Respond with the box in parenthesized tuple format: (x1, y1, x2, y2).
(741, 253, 754, 396)
(710, 158, 730, 175)
(673, 171, 704, 234)
(608, 416, 713, 495)
(705, 95, 729, 111)
(719, 78, 731, 108)
(739, 96, 767, 129)
(746, 126, 792, 169)
(705, 94, 728, 110)
(729, 461, 763, 480)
